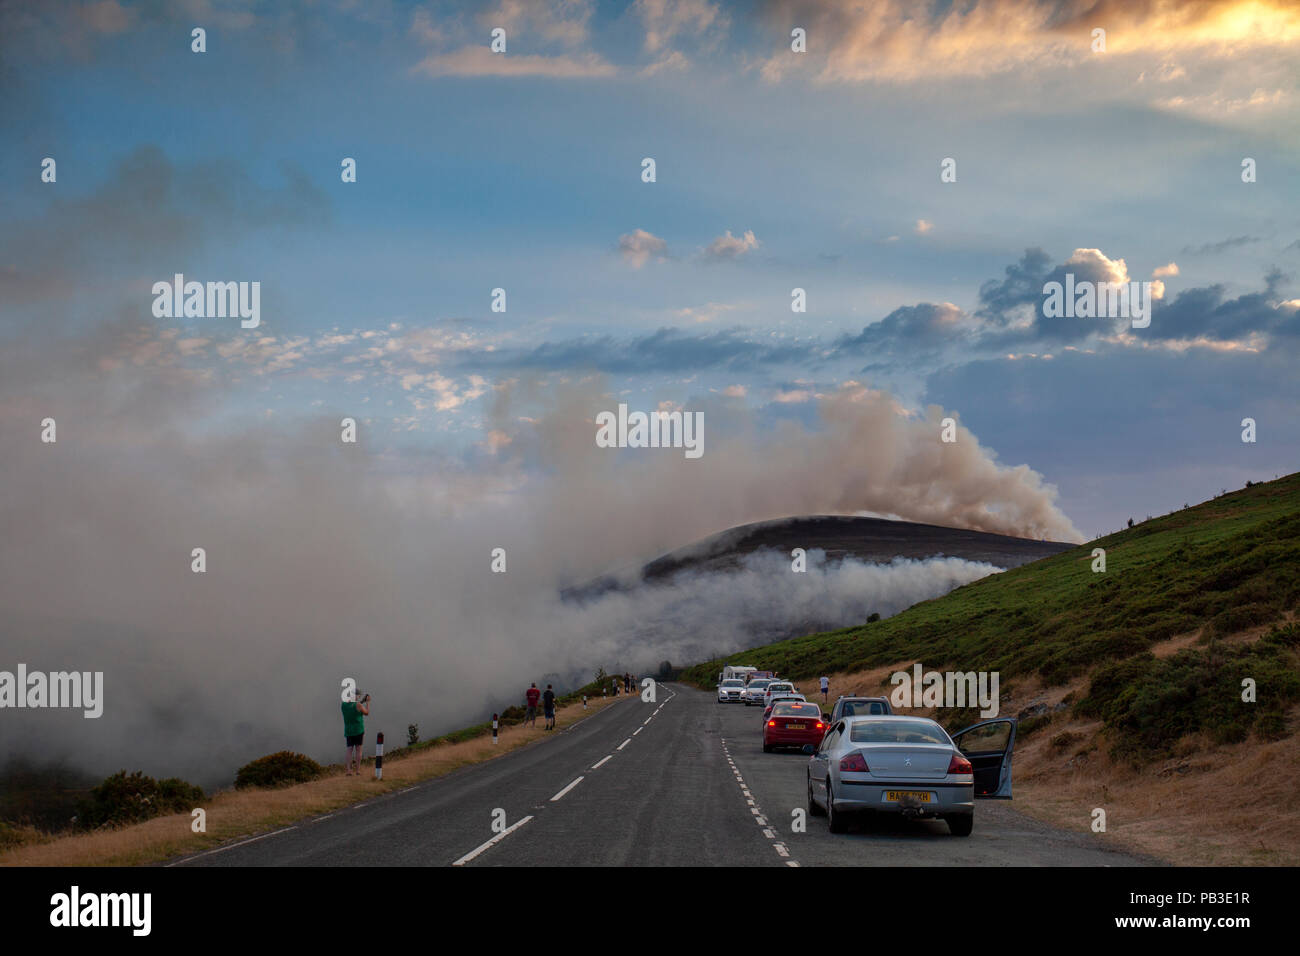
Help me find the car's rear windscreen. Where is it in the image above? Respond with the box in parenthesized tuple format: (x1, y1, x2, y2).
(849, 720, 950, 745)
(772, 702, 819, 716)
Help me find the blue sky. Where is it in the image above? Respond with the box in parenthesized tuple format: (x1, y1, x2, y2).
(3, 0, 1299, 540)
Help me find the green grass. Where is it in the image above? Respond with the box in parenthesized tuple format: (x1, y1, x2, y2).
(682, 474, 1300, 762)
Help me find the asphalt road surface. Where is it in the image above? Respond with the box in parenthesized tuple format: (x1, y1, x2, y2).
(171, 684, 1156, 867)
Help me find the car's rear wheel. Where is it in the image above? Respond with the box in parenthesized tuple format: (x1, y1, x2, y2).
(807, 775, 825, 816)
(946, 813, 973, 837)
(827, 782, 849, 833)
(762, 741, 772, 753)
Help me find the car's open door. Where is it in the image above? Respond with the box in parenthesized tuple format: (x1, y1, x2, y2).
(949, 718, 1016, 799)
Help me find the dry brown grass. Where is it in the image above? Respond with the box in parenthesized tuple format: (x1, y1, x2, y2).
(805, 660, 1300, 866)
(0, 695, 626, 867)
(1151, 612, 1294, 659)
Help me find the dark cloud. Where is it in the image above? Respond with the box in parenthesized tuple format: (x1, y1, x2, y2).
(0, 145, 330, 307)
(975, 247, 1053, 326)
(1180, 236, 1261, 256)
(455, 326, 820, 375)
(1148, 269, 1296, 340)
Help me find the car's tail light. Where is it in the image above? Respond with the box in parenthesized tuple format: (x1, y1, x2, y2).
(947, 754, 973, 774)
(839, 752, 869, 773)
(815, 722, 824, 730)
(767, 720, 775, 727)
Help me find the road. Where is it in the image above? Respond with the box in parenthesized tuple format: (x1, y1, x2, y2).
(170, 683, 1156, 867)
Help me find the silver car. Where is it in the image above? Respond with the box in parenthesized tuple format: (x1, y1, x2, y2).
(807, 715, 1016, 836)
(717, 678, 746, 703)
(742, 678, 773, 705)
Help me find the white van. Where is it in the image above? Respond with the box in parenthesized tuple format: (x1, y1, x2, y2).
(719, 664, 758, 683)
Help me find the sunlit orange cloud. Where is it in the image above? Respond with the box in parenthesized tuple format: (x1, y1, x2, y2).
(758, 0, 1300, 83)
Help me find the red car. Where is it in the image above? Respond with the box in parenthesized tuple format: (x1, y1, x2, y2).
(763, 700, 826, 753)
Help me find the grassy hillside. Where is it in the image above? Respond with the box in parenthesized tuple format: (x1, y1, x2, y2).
(683, 474, 1300, 762)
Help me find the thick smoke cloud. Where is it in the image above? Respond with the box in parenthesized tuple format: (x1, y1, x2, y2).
(0, 318, 1074, 789)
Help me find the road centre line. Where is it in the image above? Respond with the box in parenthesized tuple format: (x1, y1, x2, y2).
(452, 815, 534, 866)
(550, 776, 585, 802)
(591, 755, 613, 769)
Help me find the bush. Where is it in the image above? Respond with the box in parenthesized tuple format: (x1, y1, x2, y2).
(235, 751, 323, 790)
(77, 771, 203, 829)
(0, 821, 40, 850)
(407, 724, 419, 746)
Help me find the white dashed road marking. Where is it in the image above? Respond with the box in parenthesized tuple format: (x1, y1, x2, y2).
(452, 815, 534, 866)
(550, 776, 585, 802)
(721, 736, 799, 867)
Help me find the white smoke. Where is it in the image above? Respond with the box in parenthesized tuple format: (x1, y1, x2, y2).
(0, 327, 1072, 790)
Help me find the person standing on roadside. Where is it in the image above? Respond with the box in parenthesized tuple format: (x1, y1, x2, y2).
(819, 675, 830, 702)
(342, 692, 370, 776)
(525, 682, 541, 727)
(543, 683, 557, 730)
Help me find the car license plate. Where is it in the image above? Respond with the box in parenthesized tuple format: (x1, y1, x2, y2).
(885, 790, 931, 802)
(785, 723, 803, 729)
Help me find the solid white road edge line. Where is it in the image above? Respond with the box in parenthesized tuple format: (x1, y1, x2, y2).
(166, 826, 298, 866)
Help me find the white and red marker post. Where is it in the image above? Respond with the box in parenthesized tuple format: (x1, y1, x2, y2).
(492, 713, 499, 744)
(374, 731, 384, 779)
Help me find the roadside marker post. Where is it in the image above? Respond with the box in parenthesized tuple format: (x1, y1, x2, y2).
(492, 713, 499, 744)
(374, 732, 384, 780)
(582, 695, 587, 708)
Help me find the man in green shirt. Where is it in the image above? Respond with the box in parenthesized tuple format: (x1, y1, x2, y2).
(342, 693, 370, 776)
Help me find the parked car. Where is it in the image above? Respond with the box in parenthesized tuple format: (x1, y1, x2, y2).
(762, 681, 797, 709)
(762, 692, 806, 719)
(806, 715, 1017, 836)
(742, 678, 773, 705)
(763, 700, 827, 753)
(827, 696, 893, 723)
(717, 678, 746, 703)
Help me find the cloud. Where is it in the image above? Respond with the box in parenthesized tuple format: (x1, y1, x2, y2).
(703, 229, 760, 260)
(412, 46, 615, 78)
(0, 145, 329, 308)
(1180, 236, 1261, 256)
(409, 0, 615, 78)
(840, 302, 966, 352)
(640, 50, 690, 75)
(83, 0, 130, 34)
(480, 0, 597, 48)
(635, 0, 727, 53)
(1153, 262, 1180, 278)
(1146, 269, 1297, 342)
(915, 219, 933, 235)
(618, 228, 668, 268)
(755, 0, 1300, 84)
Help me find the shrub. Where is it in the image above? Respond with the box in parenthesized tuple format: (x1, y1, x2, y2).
(407, 724, 419, 746)
(235, 751, 323, 790)
(0, 821, 41, 850)
(77, 771, 203, 829)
